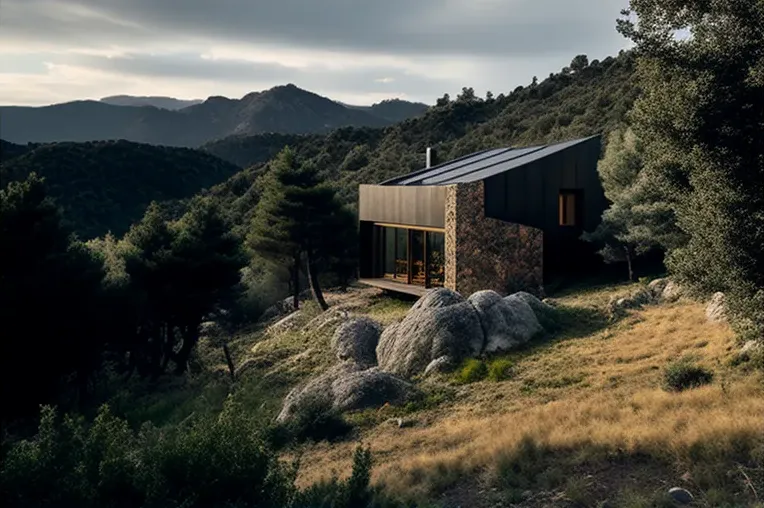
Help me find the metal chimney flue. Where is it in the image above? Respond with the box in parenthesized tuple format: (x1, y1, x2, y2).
(426, 147, 437, 169)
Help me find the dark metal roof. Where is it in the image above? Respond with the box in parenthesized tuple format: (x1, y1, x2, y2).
(381, 135, 600, 186)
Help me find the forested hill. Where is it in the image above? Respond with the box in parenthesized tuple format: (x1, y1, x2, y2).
(0, 84, 425, 147)
(0, 140, 240, 239)
(0, 52, 637, 242)
(205, 52, 638, 229)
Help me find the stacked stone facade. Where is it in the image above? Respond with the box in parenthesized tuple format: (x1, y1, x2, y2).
(445, 181, 544, 297)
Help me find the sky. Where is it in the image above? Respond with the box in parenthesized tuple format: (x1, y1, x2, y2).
(0, 0, 631, 107)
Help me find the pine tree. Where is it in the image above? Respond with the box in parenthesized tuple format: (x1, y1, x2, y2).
(583, 128, 681, 280)
(122, 199, 246, 375)
(249, 147, 355, 311)
(619, 0, 764, 341)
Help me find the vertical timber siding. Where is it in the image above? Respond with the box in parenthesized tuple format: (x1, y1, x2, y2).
(358, 184, 446, 228)
(445, 181, 544, 297)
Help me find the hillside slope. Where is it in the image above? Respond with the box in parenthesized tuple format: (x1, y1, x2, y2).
(232, 284, 762, 507)
(0, 85, 400, 147)
(0, 140, 240, 238)
(205, 52, 638, 229)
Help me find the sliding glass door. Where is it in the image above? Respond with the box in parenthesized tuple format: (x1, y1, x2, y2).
(377, 224, 445, 287)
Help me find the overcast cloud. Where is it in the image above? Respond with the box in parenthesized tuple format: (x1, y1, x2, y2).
(0, 0, 630, 106)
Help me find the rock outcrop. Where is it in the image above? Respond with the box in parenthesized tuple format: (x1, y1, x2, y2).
(706, 292, 727, 323)
(276, 362, 416, 423)
(376, 288, 484, 379)
(377, 288, 554, 378)
(331, 317, 382, 367)
(278, 287, 557, 420)
(469, 291, 542, 354)
(648, 278, 683, 302)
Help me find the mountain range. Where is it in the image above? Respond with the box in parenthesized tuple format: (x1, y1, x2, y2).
(1, 52, 637, 241)
(0, 85, 429, 147)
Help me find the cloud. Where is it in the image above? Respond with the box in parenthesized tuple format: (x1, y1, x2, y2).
(0, 0, 630, 105)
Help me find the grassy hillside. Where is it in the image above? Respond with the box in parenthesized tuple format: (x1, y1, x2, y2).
(0, 140, 240, 239)
(90, 282, 763, 507)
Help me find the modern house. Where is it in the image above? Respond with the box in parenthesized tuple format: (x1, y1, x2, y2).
(357, 135, 605, 297)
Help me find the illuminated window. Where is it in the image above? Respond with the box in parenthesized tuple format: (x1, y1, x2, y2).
(559, 191, 579, 226)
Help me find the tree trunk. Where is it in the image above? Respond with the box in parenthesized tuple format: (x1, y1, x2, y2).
(175, 323, 200, 375)
(306, 251, 329, 311)
(160, 323, 175, 373)
(222, 343, 236, 382)
(625, 246, 634, 282)
(292, 254, 301, 311)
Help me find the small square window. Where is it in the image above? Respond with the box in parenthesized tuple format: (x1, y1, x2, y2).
(559, 191, 580, 226)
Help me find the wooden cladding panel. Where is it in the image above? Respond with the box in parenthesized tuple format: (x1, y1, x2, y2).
(359, 184, 447, 229)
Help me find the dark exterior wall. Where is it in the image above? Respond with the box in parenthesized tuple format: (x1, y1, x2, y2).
(358, 221, 375, 279)
(358, 184, 446, 229)
(445, 181, 544, 297)
(482, 136, 605, 279)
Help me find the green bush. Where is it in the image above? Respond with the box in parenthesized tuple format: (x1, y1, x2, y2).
(0, 403, 405, 508)
(663, 359, 714, 392)
(487, 359, 515, 382)
(273, 395, 353, 446)
(455, 359, 488, 384)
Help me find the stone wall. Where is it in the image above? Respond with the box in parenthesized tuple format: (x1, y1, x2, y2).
(445, 181, 544, 297)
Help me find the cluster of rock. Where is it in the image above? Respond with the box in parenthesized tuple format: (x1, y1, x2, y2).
(377, 289, 554, 379)
(277, 288, 555, 424)
(607, 277, 684, 316)
(277, 317, 417, 423)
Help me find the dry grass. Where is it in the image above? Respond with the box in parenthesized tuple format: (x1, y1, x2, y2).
(292, 292, 764, 505)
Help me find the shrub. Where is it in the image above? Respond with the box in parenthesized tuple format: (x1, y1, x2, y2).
(663, 359, 714, 392)
(281, 395, 353, 444)
(455, 359, 488, 384)
(487, 359, 515, 382)
(0, 405, 409, 508)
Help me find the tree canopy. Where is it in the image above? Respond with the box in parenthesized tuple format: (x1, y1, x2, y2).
(620, 0, 764, 341)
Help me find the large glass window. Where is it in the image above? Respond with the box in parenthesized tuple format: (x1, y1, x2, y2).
(395, 228, 408, 279)
(376, 224, 446, 287)
(427, 231, 445, 287)
(383, 227, 396, 278)
(411, 230, 426, 285)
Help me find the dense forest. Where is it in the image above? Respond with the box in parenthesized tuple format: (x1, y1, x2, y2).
(0, 140, 241, 238)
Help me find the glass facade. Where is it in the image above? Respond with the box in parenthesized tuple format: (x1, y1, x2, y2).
(378, 225, 445, 287)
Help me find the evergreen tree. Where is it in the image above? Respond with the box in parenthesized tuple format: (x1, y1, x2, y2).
(570, 55, 590, 73)
(583, 128, 681, 280)
(250, 147, 354, 311)
(0, 174, 105, 418)
(619, 0, 764, 341)
(121, 199, 246, 375)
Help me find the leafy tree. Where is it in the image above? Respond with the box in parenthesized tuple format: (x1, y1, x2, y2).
(0, 174, 106, 418)
(570, 54, 590, 73)
(456, 87, 478, 103)
(121, 198, 246, 375)
(583, 128, 680, 280)
(619, 0, 764, 341)
(435, 93, 451, 107)
(250, 147, 354, 311)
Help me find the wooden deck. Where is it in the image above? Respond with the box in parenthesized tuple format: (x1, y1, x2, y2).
(358, 278, 429, 297)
